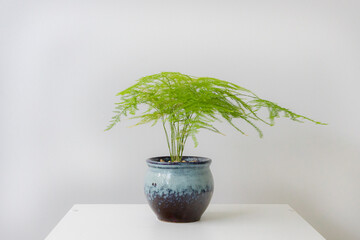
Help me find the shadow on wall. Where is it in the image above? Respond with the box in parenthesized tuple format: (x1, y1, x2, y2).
(231, 126, 360, 240)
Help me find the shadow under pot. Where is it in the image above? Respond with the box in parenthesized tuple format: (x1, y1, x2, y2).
(144, 156, 214, 223)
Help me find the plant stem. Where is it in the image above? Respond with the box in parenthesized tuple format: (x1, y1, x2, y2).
(170, 121, 176, 162)
(162, 117, 171, 160)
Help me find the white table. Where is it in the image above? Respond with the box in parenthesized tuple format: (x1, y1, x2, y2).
(45, 204, 325, 240)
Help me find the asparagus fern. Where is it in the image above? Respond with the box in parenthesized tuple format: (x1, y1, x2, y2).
(106, 72, 326, 162)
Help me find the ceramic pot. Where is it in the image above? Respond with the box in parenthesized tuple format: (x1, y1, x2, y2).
(144, 156, 214, 222)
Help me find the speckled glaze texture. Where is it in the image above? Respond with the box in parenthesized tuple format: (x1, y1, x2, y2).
(144, 156, 214, 223)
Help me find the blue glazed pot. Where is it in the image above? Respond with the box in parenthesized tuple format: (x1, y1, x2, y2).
(144, 156, 214, 222)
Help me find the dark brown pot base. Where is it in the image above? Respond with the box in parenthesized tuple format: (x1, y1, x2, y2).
(157, 217, 201, 223)
(146, 187, 213, 223)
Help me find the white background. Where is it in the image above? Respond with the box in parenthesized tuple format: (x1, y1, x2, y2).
(0, 0, 359, 239)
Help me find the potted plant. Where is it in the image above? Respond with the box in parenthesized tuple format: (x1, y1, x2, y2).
(106, 72, 325, 222)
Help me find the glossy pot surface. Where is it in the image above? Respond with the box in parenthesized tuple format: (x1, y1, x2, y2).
(144, 156, 214, 222)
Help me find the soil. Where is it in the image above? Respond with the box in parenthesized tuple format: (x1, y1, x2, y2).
(159, 158, 198, 163)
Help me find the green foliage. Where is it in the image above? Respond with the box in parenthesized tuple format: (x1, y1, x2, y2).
(106, 72, 326, 162)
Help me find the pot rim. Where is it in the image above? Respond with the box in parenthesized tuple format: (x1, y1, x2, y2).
(146, 156, 212, 165)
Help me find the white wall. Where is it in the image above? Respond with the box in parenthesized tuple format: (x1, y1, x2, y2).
(1, 0, 359, 239)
